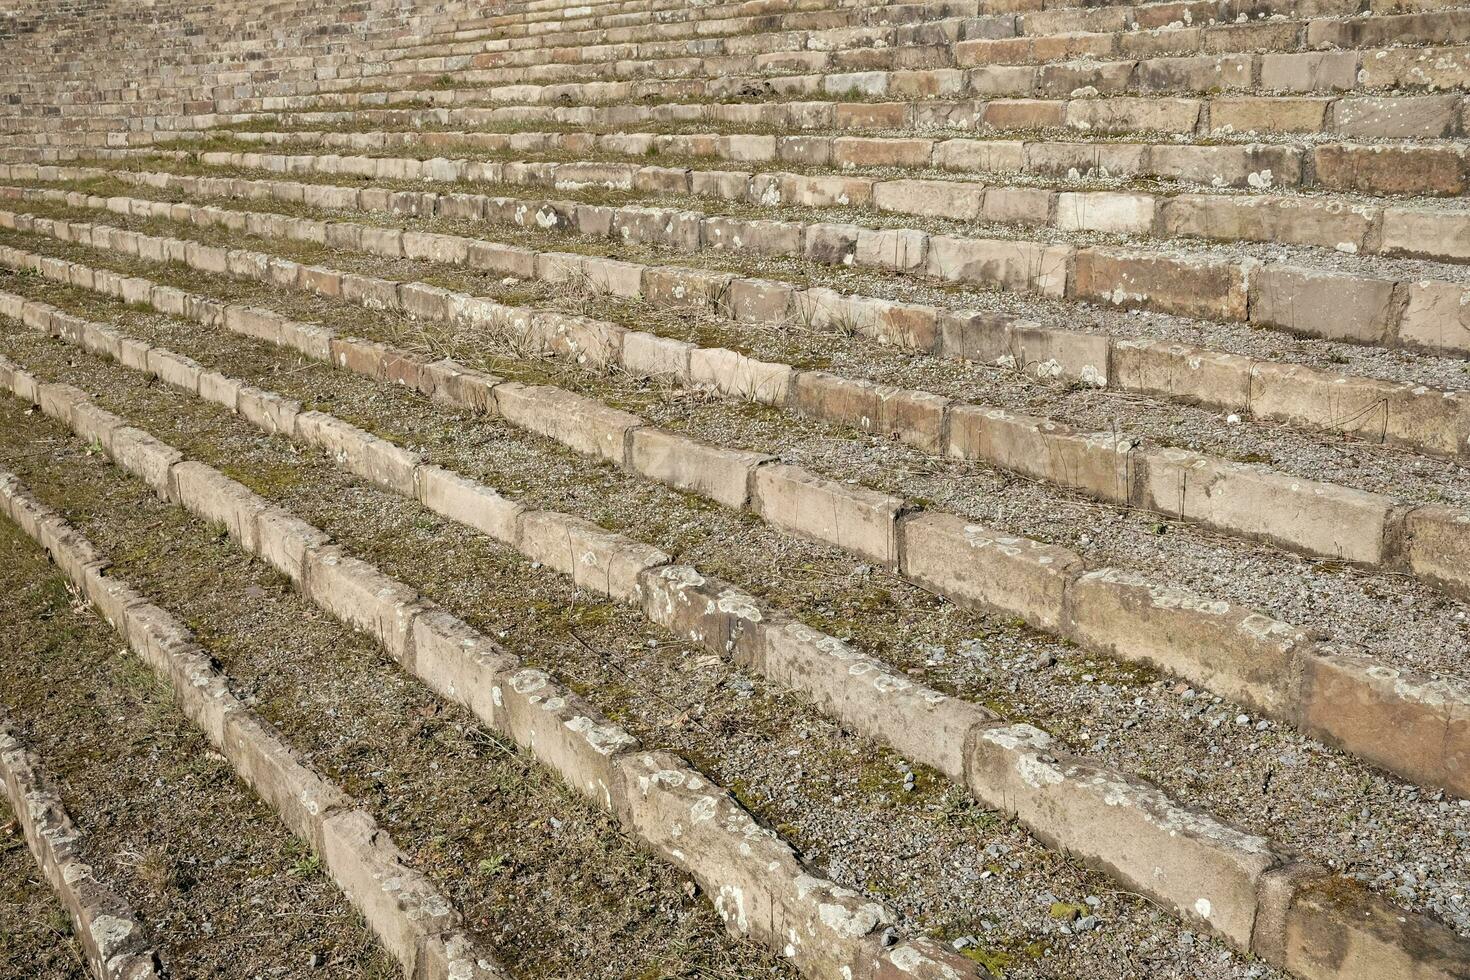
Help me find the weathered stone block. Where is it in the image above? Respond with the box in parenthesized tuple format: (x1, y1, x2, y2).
(320, 809, 456, 973)
(872, 178, 985, 219)
(1298, 643, 1470, 802)
(1064, 567, 1311, 715)
(1313, 143, 1467, 197)
(947, 406, 1137, 505)
(628, 428, 770, 510)
(758, 618, 995, 782)
(1141, 449, 1393, 564)
(411, 610, 517, 735)
(1331, 95, 1460, 139)
(170, 461, 268, 552)
(516, 510, 668, 601)
(1397, 279, 1470, 355)
(1162, 195, 1374, 253)
(417, 464, 523, 544)
(256, 505, 331, 583)
(1404, 505, 1470, 601)
(965, 723, 1275, 948)
(1110, 340, 1252, 411)
(752, 464, 902, 566)
(304, 547, 427, 666)
(1250, 266, 1397, 344)
(224, 712, 349, 851)
(901, 512, 1080, 633)
(688, 347, 793, 405)
(925, 235, 1071, 297)
(1073, 248, 1250, 321)
(492, 382, 642, 463)
(1382, 208, 1470, 262)
(108, 427, 182, 497)
(237, 388, 302, 438)
(791, 371, 949, 452)
(295, 411, 420, 497)
(1054, 191, 1155, 234)
(613, 750, 887, 979)
(495, 667, 637, 811)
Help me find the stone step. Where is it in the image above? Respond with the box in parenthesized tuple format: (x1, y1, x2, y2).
(10, 166, 1469, 455)
(303, 12, 1470, 102)
(11, 206, 1467, 812)
(0, 714, 163, 979)
(9, 0, 1460, 107)
(0, 335, 973, 980)
(182, 145, 1470, 265)
(7, 254, 1470, 980)
(17, 166, 1467, 365)
(0, 463, 510, 980)
(132, 124, 1470, 197)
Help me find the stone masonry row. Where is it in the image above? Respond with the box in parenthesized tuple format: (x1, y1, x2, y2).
(0, 467, 510, 980)
(23, 168, 1467, 463)
(0, 351, 978, 980)
(0, 713, 161, 979)
(4, 213, 1465, 825)
(5, 283, 1470, 980)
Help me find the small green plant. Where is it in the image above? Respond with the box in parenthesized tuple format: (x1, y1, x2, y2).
(289, 853, 323, 877)
(960, 946, 1014, 976)
(1049, 901, 1088, 921)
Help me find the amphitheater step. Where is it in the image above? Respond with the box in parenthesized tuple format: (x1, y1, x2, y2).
(0, 220, 1464, 975)
(5, 0, 1470, 975)
(0, 390, 812, 980)
(0, 473, 402, 977)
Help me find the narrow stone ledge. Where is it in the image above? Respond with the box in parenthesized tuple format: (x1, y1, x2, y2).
(1061, 566, 1312, 718)
(0, 716, 163, 980)
(899, 510, 1080, 634)
(752, 461, 903, 567)
(0, 473, 509, 980)
(963, 721, 1278, 950)
(1296, 642, 1470, 802)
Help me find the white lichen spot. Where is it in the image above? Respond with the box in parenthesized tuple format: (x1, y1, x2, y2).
(89, 914, 135, 951)
(510, 669, 548, 695)
(716, 884, 750, 933)
(1033, 358, 1063, 379)
(715, 590, 763, 621)
(690, 795, 717, 824)
(818, 899, 888, 938)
